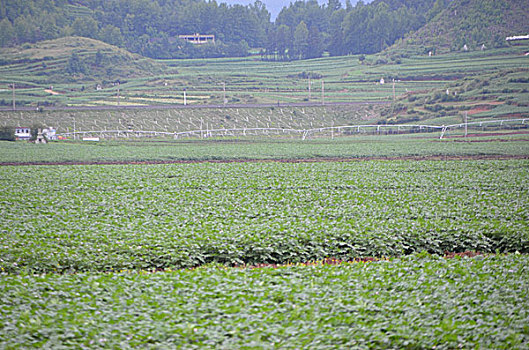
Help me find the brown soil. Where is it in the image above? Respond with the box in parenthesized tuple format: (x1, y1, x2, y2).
(236, 252, 489, 269)
(2, 154, 528, 167)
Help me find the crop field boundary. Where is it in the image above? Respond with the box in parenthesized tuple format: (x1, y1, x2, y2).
(56, 118, 528, 140)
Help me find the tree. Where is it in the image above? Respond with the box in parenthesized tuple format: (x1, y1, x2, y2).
(13, 15, 39, 43)
(67, 52, 86, 75)
(326, 0, 341, 13)
(293, 21, 309, 59)
(94, 50, 104, 66)
(0, 126, 15, 141)
(327, 9, 345, 56)
(307, 25, 323, 59)
(99, 25, 124, 47)
(0, 18, 14, 46)
(72, 17, 99, 39)
(276, 24, 292, 60)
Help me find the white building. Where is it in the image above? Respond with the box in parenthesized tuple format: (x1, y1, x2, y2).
(43, 127, 57, 141)
(15, 127, 31, 140)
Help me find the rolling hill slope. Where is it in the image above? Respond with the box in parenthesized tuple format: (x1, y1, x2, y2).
(393, 0, 529, 55)
(0, 36, 164, 85)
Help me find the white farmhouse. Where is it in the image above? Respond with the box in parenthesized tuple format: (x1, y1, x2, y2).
(15, 127, 31, 140)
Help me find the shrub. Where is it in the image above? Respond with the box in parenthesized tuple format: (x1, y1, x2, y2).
(0, 126, 15, 141)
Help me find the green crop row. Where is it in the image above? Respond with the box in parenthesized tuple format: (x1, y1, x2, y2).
(1, 254, 528, 349)
(1, 160, 528, 273)
(1, 136, 529, 164)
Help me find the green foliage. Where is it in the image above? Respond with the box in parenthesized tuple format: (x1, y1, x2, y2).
(0, 158, 528, 273)
(0, 0, 449, 60)
(1, 136, 529, 164)
(1, 255, 528, 348)
(0, 126, 15, 141)
(2, 0, 527, 60)
(66, 52, 86, 75)
(398, 0, 529, 54)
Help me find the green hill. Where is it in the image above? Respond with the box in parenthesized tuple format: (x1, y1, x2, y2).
(0, 36, 164, 84)
(394, 0, 529, 55)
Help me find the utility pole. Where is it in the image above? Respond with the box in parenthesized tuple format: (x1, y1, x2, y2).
(183, 88, 187, 106)
(12, 83, 15, 111)
(321, 80, 325, 105)
(117, 82, 120, 106)
(464, 111, 468, 137)
(392, 79, 396, 101)
(223, 82, 226, 105)
(308, 77, 311, 100)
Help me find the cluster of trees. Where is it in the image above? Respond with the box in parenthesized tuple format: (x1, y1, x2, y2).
(265, 0, 449, 59)
(0, 0, 451, 60)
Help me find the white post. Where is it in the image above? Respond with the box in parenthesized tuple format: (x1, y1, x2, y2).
(440, 126, 447, 139)
(223, 82, 226, 105)
(12, 83, 15, 111)
(321, 80, 325, 105)
(308, 77, 311, 100)
(184, 89, 187, 106)
(464, 111, 468, 137)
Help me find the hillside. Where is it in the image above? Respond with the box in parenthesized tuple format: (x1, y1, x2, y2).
(0, 0, 441, 60)
(0, 36, 164, 84)
(394, 0, 529, 55)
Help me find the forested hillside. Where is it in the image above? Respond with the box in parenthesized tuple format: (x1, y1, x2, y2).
(0, 0, 527, 60)
(0, 0, 443, 59)
(396, 0, 529, 54)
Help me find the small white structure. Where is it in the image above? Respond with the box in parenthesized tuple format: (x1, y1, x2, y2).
(35, 129, 47, 144)
(178, 33, 215, 45)
(15, 127, 31, 140)
(506, 35, 529, 41)
(380, 78, 385, 85)
(463, 44, 469, 51)
(82, 137, 100, 142)
(43, 127, 57, 141)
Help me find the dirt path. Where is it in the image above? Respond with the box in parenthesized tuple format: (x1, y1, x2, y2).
(44, 89, 60, 95)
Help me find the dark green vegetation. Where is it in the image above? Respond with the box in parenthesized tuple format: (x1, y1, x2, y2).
(2, 0, 526, 60)
(1, 255, 528, 348)
(0, 125, 14, 140)
(396, 0, 529, 54)
(1, 158, 528, 273)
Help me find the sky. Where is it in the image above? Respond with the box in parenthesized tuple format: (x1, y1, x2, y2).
(218, 0, 372, 20)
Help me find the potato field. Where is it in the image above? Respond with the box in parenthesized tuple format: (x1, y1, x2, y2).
(1, 137, 528, 348)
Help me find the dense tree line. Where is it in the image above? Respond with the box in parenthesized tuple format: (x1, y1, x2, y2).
(0, 0, 475, 60)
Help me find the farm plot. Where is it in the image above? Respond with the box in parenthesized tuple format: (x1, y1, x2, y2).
(0, 104, 377, 136)
(1, 135, 529, 165)
(0, 255, 528, 349)
(1, 159, 528, 274)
